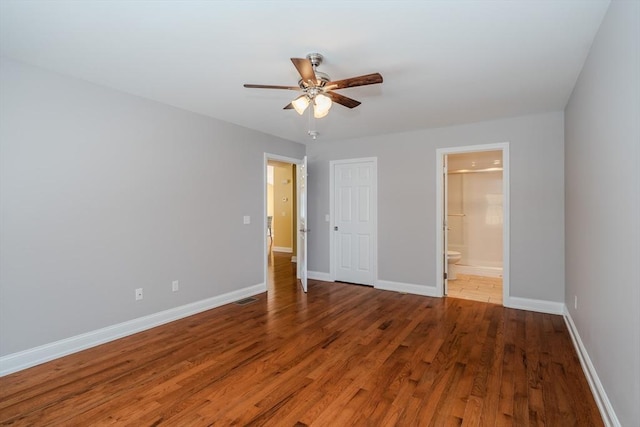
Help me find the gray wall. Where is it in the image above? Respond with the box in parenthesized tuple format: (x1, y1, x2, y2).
(564, 1, 640, 425)
(307, 111, 565, 303)
(0, 58, 304, 356)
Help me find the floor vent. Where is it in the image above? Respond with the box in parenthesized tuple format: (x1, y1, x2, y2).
(234, 297, 258, 305)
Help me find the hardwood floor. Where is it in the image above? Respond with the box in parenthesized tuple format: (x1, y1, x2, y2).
(447, 274, 503, 305)
(0, 252, 602, 426)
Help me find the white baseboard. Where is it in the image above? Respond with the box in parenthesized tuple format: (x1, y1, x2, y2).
(273, 246, 292, 253)
(308, 271, 332, 281)
(454, 265, 503, 278)
(375, 280, 439, 297)
(503, 296, 564, 315)
(564, 308, 620, 427)
(0, 283, 266, 377)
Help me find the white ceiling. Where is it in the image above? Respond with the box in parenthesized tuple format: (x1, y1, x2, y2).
(0, 0, 610, 144)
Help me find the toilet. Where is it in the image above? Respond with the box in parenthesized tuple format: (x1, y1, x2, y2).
(447, 250, 462, 280)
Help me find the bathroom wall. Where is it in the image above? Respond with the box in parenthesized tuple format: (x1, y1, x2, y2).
(448, 170, 503, 268)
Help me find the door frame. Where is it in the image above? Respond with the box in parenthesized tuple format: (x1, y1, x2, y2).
(329, 157, 378, 284)
(435, 143, 510, 303)
(264, 153, 305, 290)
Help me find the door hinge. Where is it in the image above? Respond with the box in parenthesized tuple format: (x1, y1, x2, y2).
(443, 272, 448, 280)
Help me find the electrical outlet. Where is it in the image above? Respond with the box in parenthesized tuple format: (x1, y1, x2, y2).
(574, 295, 578, 310)
(135, 288, 143, 301)
(172, 280, 179, 292)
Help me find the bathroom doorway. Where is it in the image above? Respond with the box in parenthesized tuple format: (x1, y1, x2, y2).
(436, 143, 509, 305)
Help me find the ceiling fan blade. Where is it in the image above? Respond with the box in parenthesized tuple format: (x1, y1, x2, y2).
(291, 58, 316, 85)
(244, 84, 301, 90)
(327, 91, 361, 109)
(326, 73, 383, 90)
(283, 103, 294, 110)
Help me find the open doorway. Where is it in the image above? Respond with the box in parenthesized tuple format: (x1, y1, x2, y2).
(436, 143, 510, 305)
(264, 154, 308, 294)
(267, 161, 296, 256)
(266, 160, 297, 290)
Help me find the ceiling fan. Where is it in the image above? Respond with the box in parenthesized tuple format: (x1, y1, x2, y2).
(243, 53, 383, 119)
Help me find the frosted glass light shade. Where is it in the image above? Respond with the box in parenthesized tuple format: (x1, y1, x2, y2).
(313, 93, 332, 118)
(292, 95, 310, 115)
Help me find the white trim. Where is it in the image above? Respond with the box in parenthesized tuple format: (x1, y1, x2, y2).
(453, 265, 503, 278)
(564, 308, 620, 427)
(329, 157, 378, 285)
(436, 143, 510, 304)
(296, 156, 308, 291)
(308, 270, 332, 281)
(272, 246, 293, 253)
(0, 283, 266, 377)
(503, 296, 564, 315)
(375, 280, 440, 297)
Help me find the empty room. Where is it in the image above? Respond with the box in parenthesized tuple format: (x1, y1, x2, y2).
(1, 1, 638, 425)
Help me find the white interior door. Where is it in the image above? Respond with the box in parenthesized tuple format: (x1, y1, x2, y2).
(333, 159, 376, 285)
(297, 156, 308, 292)
(443, 155, 449, 295)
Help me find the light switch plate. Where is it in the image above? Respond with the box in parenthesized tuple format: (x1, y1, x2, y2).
(243, 215, 250, 224)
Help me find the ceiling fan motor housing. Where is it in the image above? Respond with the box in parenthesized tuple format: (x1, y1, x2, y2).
(299, 73, 330, 90)
(299, 53, 330, 90)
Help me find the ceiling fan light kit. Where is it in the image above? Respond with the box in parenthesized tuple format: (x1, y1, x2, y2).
(312, 93, 332, 118)
(291, 95, 310, 115)
(244, 53, 383, 135)
(291, 89, 332, 118)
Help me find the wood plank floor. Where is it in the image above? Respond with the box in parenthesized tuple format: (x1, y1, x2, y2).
(0, 252, 603, 426)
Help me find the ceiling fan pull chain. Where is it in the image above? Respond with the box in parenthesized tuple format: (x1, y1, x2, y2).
(307, 107, 319, 140)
